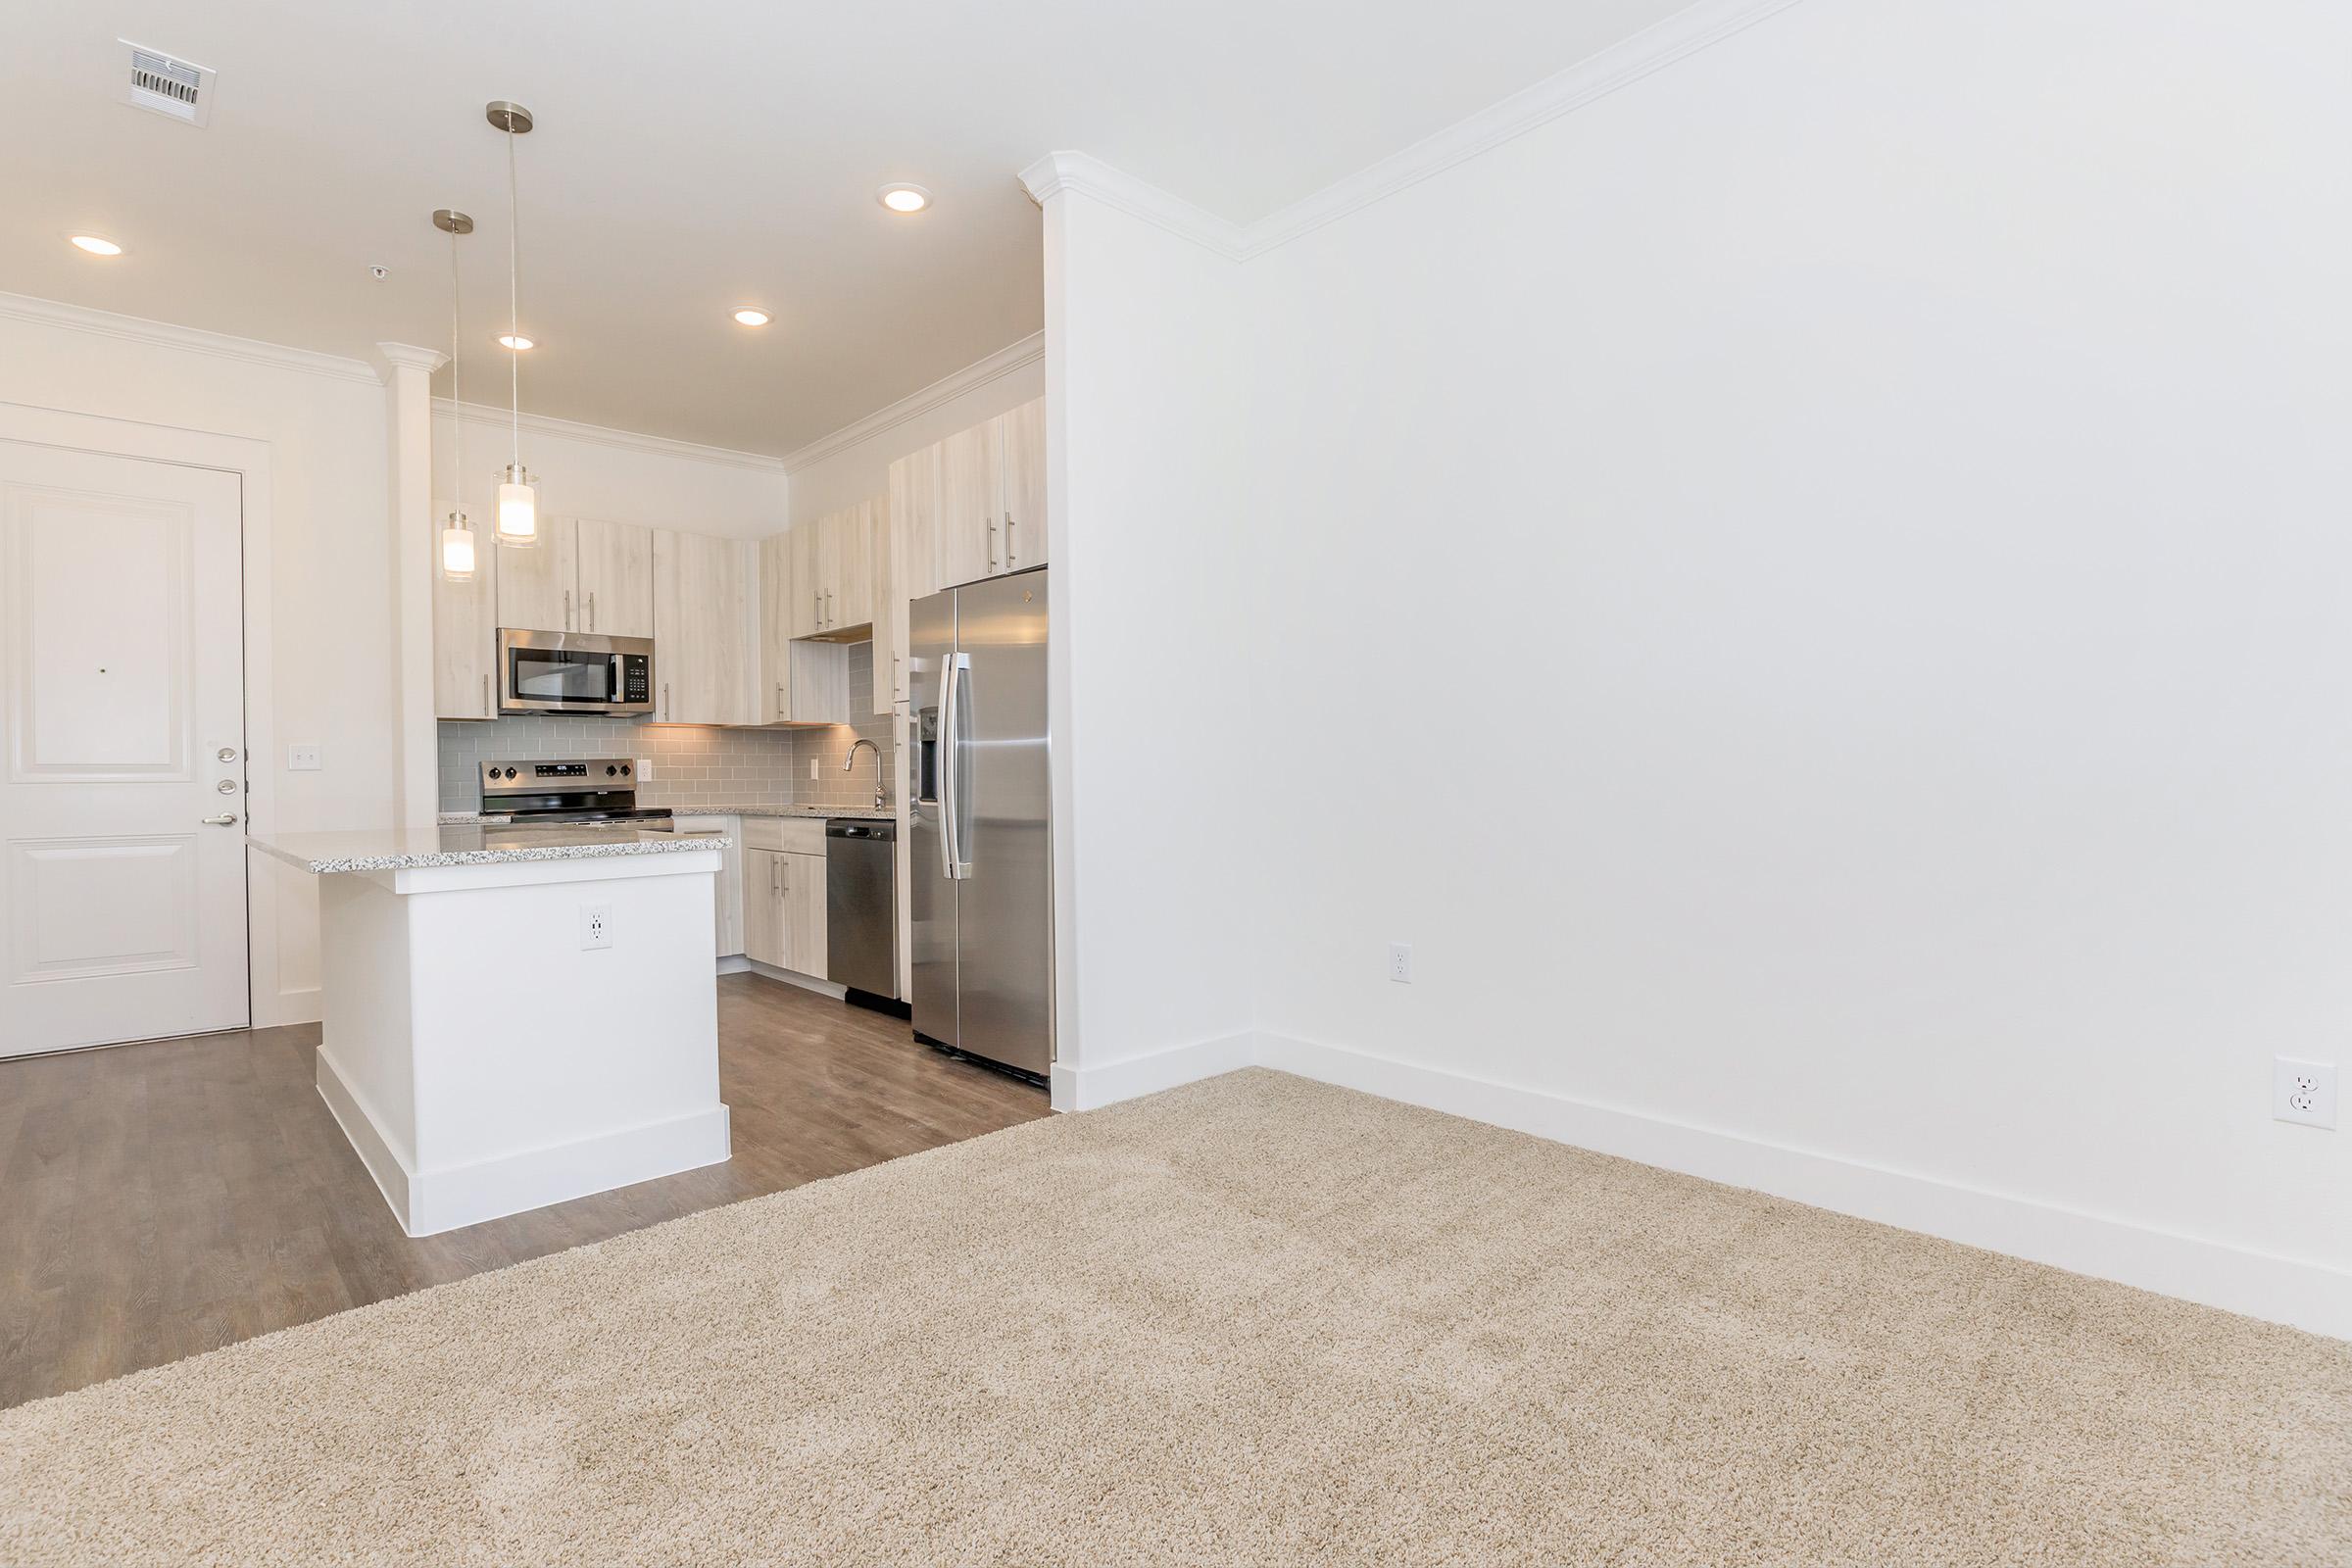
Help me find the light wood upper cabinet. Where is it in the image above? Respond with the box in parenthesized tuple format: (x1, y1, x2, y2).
(571, 517, 655, 637)
(1000, 398, 1047, 571)
(431, 498, 500, 719)
(788, 519, 825, 639)
(937, 422, 1001, 590)
(494, 515, 577, 631)
(488, 514, 658, 637)
(867, 493, 896, 715)
(760, 532, 849, 724)
(652, 528, 756, 724)
(823, 500, 875, 632)
(931, 397, 1045, 590)
(883, 448, 940, 713)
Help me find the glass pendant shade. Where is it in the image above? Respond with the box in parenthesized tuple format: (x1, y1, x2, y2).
(441, 512, 476, 581)
(496, 465, 538, 545)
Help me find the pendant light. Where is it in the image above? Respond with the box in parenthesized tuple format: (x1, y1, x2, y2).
(433, 208, 477, 581)
(488, 100, 538, 546)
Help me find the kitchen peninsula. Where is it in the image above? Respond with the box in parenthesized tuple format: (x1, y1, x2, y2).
(248, 824, 733, 1236)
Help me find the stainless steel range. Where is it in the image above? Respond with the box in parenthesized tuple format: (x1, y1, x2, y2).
(478, 759, 671, 826)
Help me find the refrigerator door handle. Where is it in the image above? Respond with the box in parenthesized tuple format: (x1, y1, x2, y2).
(940, 651, 973, 881)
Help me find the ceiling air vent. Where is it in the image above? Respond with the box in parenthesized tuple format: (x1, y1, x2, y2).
(122, 40, 216, 126)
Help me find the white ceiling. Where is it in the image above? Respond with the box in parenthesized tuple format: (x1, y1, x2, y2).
(3, 0, 1697, 455)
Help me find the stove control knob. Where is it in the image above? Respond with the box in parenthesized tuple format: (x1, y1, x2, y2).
(606, 764, 617, 776)
(504, 767, 517, 779)
(620, 763, 631, 775)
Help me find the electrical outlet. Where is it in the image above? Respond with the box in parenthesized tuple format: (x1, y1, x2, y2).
(2274, 1057, 2338, 1129)
(634, 758, 653, 781)
(287, 742, 321, 771)
(809, 757, 820, 780)
(1389, 942, 1413, 984)
(580, 904, 612, 951)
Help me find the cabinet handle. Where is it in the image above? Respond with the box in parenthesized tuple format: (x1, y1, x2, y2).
(564, 588, 572, 629)
(826, 589, 835, 625)
(775, 681, 785, 720)
(662, 681, 670, 721)
(586, 590, 596, 630)
(813, 590, 822, 628)
(481, 672, 490, 717)
(1004, 510, 1015, 565)
(891, 652, 902, 697)
(987, 514, 998, 569)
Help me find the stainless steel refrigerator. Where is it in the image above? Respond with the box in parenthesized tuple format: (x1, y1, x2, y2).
(907, 567, 1053, 1078)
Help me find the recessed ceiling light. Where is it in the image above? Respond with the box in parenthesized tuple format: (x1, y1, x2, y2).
(877, 183, 930, 215)
(731, 308, 771, 327)
(497, 334, 535, 351)
(70, 234, 124, 257)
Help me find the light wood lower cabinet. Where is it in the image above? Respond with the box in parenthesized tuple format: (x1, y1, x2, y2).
(741, 828, 827, 979)
(783, 852, 826, 975)
(431, 498, 500, 719)
(652, 529, 757, 724)
(743, 848, 786, 968)
(674, 815, 743, 957)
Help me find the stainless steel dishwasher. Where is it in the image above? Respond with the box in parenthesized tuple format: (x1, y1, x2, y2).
(825, 818, 898, 1002)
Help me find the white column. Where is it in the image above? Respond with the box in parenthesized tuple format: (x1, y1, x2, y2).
(372, 343, 447, 835)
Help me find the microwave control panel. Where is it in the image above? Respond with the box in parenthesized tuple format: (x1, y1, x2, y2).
(622, 659, 652, 704)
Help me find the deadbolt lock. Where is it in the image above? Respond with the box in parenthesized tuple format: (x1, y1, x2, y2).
(216, 779, 238, 795)
(217, 747, 239, 762)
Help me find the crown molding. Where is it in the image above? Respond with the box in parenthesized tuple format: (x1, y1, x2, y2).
(432, 398, 785, 473)
(1023, 0, 1806, 264)
(371, 342, 448, 380)
(1019, 152, 1249, 261)
(781, 330, 1046, 475)
(1242, 0, 1807, 256)
(0, 290, 380, 384)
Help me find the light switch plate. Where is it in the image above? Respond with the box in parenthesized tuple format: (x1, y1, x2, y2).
(287, 742, 321, 771)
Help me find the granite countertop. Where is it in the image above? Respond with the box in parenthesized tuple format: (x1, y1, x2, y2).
(249, 825, 732, 875)
(438, 804, 895, 825)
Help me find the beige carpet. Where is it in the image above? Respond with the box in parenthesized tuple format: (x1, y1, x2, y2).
(2, 1069, 2347, 1566)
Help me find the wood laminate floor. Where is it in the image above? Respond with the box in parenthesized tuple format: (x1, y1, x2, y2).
(0, 973, 1049, 1410)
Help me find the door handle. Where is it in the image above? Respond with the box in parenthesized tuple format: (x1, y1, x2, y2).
(939, 651, 972, 880)
(201, 813, 240, 827)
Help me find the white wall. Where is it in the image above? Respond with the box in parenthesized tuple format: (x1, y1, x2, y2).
(1043, 197, 1260, 1098)
(0, 297, 394, 1024)
(430, 402, 784, 536)
(785, 340, 1043, 524)
(1042, 0, 2352, 1331)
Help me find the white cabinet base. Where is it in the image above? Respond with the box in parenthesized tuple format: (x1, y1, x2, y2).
(313, 852, 731, 1237)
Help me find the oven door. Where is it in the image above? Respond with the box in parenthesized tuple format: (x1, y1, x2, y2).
(498, 629, 656, 714)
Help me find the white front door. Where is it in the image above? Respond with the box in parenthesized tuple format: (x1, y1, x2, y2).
(0, 441, 249, 1057)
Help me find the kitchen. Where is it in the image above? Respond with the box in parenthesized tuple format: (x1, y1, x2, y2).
(326, 364, 1058, 1234)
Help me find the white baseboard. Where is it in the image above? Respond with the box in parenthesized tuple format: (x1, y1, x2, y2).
(1250, 1033, 2350, 1341)
(317, 1047, 731, 1239)
(1052, 1030, 1259, 1113)
(1057, 1028, 2349, 1339)
(316, 1047, 414, 1230)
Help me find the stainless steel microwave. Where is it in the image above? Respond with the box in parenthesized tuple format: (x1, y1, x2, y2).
(497, 629, 655, 715)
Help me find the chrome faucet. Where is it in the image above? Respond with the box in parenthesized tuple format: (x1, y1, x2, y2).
(845, 738, 886, 809)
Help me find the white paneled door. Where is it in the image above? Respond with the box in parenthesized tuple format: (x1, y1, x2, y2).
(0, 442, 248, 1057)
